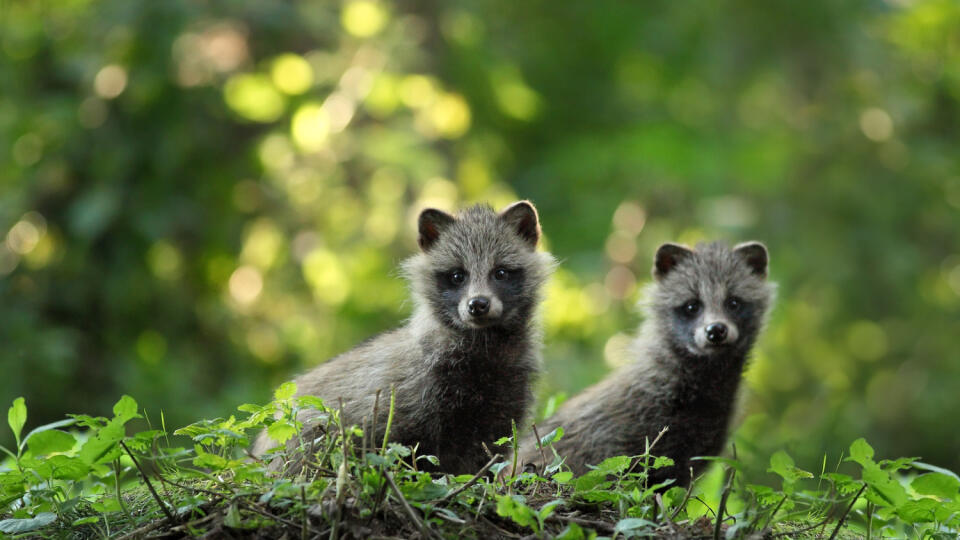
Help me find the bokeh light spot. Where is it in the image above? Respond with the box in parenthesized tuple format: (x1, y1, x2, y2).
(224, 73, 285, 122)
(612, 201, 646, 236)
(859, 108, 894, 142)
(605, 265, 636, 300)
(271, 53, 314, 95)
(94, 64, 128, 99)
(399, 75, 437, 109)
(605, 231, 637, 264)
(426, 92, 471, 139)
(291, 103, 331, 152)
(303, 249, 350, 305)
(229, 265, 264, 305)
(341, 0, 388, 38)
(492, 66, 541, 121)
(603, 332, 633, 368)
(241, 218, 285, 270)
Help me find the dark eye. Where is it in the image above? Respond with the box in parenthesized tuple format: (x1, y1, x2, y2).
(449, 270, 466, 286)
(682, 300, 701, 317)
(725, 297, 742, 312)
(493, 268, 509, 281)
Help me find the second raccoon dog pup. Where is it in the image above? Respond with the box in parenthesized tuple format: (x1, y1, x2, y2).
(253, 201, 555, 475)
(515, 241, 775, 486)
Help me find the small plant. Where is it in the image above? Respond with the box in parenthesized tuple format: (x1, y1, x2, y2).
(2, 392, 958, 538)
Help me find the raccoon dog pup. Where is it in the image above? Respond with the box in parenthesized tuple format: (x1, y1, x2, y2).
(253, 201, 555, 475)
(515, 241, 774, 486)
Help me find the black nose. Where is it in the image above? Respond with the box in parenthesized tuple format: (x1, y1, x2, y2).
(468, 296, 490, 316)
(706, 323, 728, 344)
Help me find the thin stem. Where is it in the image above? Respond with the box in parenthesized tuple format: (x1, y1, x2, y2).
(119, 441, 175, 523)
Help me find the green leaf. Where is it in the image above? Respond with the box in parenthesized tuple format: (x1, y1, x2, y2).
(267, 419, 297, 444)
(274, 381, 297, 401)
(613, 517, 656, 537)
(496, 495, 538, 531)
(48, 455, 90, 480)
(224, 503, 243, 528)
(21, 418, 77, 449)
(539, 426, 564, 447)
(595, 455, 631, 475)
(26, 430, 76, 455)
(538, 499, 564, 520)
(768, 450, 813, 486)
(552, 471, 573, 484)
(72, 516, 100, 526)
(112, 395, 139, 420)
(574, 470, 609, 492)
(862, 462, 908, 508)
(896, 498, 951, 524)
(555, 522, 586, 540)
(652, 456, 674, 469)
(8, 397, 26, 449)
(0, 512, 56, 534)
(911, 473, 959, 499)
(848, 438, 875, 466)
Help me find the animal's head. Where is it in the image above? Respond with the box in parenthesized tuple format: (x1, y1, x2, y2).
(406, 201, 554, 331)
(647, 241, 775, 358)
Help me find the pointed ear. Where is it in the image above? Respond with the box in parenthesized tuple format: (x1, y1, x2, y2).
(499, 200, 541, 248)
(734, 241, 768, 277)
(653, 243, 694, 280)
(417, 208, 456, 251)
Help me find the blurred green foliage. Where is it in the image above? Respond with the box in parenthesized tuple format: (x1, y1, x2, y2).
(1, 0, 958, 483)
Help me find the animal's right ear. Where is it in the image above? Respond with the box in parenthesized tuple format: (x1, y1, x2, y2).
(653, 243, 693, 280)
(417, 208, 456, 252)
(499, 200, 541, 249)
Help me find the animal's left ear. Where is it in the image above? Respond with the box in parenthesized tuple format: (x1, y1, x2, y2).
(734, 242, 768, 277)
(499, 200, 541, 248)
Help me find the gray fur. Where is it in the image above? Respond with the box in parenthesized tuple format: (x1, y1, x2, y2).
(253, 201, 555, 475)
(515, 241, 775, 486)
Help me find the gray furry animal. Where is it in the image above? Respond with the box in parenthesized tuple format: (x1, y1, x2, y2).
(515, 241, 775, 487)
(252, 201, 555, 475)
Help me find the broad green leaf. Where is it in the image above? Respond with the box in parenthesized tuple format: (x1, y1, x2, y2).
(595, 455, 631, 475)
(538, 499, 564, 520)
(911, 473, 959, 499)
(78, 416, 129, 465)
(768, 450, 813, 486)
(552, 471, 573, 484)
(267, 420, 297, 444)
(555, 522, 586, 540)
(0, 512, 56, 534)
(848, 438, 875, 466)
(495, 495, 538, 531)
(539, 426, 564, 447)
(7, 397, 26, 448)
(896, 498, 952, 524)
(402, 475, 449, 501)
(274, 381, 297, 401)
(224, 503, 243, 528)
(613, 517, 656, 537)
(652, 456, 674, 469)
(112, 395, 138, 420)
(574, 470, 609, 491)
(72, 516, 100, 526)
(48, 455, 90, 480)
(26, 430, 76, 455)
(21, 418, 77, 448)
(862, 462, 908, 508)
